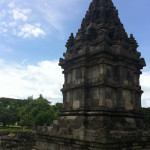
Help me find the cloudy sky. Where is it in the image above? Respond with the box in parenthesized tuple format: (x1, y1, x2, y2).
(0, 0, 150, 106)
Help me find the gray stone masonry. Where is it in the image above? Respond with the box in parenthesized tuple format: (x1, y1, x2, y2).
(0, 132, 36, 150)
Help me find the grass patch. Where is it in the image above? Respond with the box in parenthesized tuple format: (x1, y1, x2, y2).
(0, 125, 22, 128)
(0, 128, 32, 132)
(8, 133, 16, 137)
(0, 125, 32, 132)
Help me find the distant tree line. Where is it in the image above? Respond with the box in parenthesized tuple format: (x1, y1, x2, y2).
(0, 95, 62, 128)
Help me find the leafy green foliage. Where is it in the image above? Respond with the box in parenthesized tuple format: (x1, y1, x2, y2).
(0, 101, 18, 127)
(0, 95, 62, 128)
(0, 97, 28, 108)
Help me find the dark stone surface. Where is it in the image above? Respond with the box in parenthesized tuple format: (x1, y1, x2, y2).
(35, 0, 150, 149)
(0, 132, 36, 150)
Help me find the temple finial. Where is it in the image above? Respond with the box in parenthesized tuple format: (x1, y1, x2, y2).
(65, 33, 74, 50)
(129, 34, 138, 50)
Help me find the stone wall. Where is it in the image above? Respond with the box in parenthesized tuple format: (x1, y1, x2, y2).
(35, 131, 150, 150)
(0, 132, 36, 150)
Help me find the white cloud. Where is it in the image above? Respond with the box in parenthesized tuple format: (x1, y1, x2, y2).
(8, 1, 15, 8)
(22, 9, 31, 14)
(18, 24, 46, 38)
(0, 0, 84, 38)
(141, 72, 150, 107)
(141, 72, 150, 99)
(3, 28, 8, 33)
(0, 21, 8, 33)
(0, 60, 64, 104)
(11, 8, 31, 21)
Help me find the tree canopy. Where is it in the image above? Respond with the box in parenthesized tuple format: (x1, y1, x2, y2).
(0, 96, 62, 127)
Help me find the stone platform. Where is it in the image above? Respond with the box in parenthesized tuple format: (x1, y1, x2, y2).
(35, 128, 150, 150)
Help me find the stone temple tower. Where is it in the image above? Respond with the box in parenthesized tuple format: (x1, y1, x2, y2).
(59, 0, 146, 130)
(36, 0, 150, 149)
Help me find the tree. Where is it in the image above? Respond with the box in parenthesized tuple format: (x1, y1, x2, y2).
(52, 103, 63, 118)
(19, 95, 58, 127)
(0, 102, 17, 127)
(0, 96, 63, 128)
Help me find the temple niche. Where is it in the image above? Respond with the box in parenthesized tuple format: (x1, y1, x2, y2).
(35, 0, 150, 149)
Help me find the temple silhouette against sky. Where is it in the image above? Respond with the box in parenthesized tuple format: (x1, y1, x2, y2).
(36, 0, 150, 149)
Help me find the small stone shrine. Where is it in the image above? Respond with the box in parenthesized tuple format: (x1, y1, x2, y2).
(36, 0, 150, 149)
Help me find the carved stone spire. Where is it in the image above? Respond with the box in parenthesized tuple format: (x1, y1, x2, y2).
(82, 0, 121, 28)
(65, 0, 128, 54)
(129, 34, 138, 51)
(65, 33, 74, 52)
(60, 0, 146, 67)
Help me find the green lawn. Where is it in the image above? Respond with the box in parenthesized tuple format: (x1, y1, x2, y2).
(0, 128, 32, 132)
(0, 125, 32, 132)
(0, 125, 21, 128)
